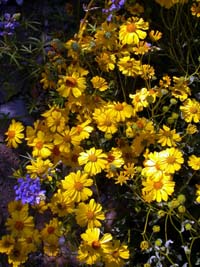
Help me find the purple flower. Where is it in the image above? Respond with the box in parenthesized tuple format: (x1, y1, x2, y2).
(0, 13, 20, 36)
(14, 175, 46, 205)
(103, 0, 126, 21)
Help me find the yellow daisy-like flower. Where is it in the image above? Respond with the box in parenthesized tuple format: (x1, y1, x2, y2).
(115, 171, 130, 185)
(195, 184, 200, 203)
(119, 16, 149, 45)
(188, 155, 200, 170)
(170, 76, 191, 102)
(91, 76, 109, 91)
(104, 240, 130, 267)
(5, 119, 24, 148)
(142, 151, 164, 180)
(107, 101, 133, 122)
(50, 189, 74, 217)
(29, 130, 53, 158)
(93, 108, 118, 134)
(186, 124, 198, 135)
(78, 147, 108, 175)
(26, 157, 53, 179)
(6, 210, 34, 238)
(180, 98, 200, 123)
(157, 125, 182, 147)
(57, 72, 87, 98)
(8, 241, 28, 267)
(191, 2, 200, 17)
(61, 170, 93, 203)
(95, 52, 116, 72)
(106, 147, 124, 171)
(78, 227, 112, 265)
(155, 0, 188, 9)
(40, 218, 62, 244)
(0, 235, 15, 254)
(149, 30, 162, 42)
(117, 55, 142, 77)
(159, 147, 184, 174)
(71, 119, 94, 141)
(75, 198, 105, 228)
(142, 174, 175, 202)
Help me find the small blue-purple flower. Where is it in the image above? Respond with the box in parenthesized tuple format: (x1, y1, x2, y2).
(103, 0, 126, 21)
(14, 175, 46, 205)
(0, 13, 20, 36)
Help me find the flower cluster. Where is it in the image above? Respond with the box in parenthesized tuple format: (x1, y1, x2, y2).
(1, 0, 200, 266)
(0, 13, 20, 36)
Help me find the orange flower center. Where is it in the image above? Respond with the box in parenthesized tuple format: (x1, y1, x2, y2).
(105, 119, 112, 126)
(153, 181, 163, 190)
(107, 154, 115, 163)
(126, 23, 137, 33)
(7, 130, 15, 138)
(14, 221, 24, 231)
(92, 240, 101, 249)
(64, 134, 71, 142)
(36, 141, 43, 149)
(166, 155, 176, 164)
(52, 145, 60, 156)
(74, 181, 84, 191)
(190, 106, 198, 114)
(47, 226, 55, 234)
(86, 210, 95, 220)
(115, 103, 124, 111)
(66, 77, 77, 87)
(112, 250, 119, 258)
(88, 154, 97, 162)
(76, 125, 83, 134)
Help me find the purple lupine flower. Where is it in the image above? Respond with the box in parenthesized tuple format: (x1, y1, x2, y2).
(0, 13, 20, 36)
(0, 0, 9, 4)
(14, 175, 46, 205)
(103, 0, 126, 21)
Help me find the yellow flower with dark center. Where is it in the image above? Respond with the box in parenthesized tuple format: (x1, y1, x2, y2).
(29, 130, 53, 158)
(5, 119, 24, 148)
(142, 174, 175, 202)
(155, 0, 188, 9)
(91, 76, 108, 91)
(180, 98, 200, 123)
(0, 235, 15, 254)
(8, 241, 28, 267)
(191, 2, 200, 17)
(75, 198, 105, 228)
(93, 108, 118, 134)
(107, 101, 133, 122)
(188, 155, 200, 170)
(157, 125, 182, 147)
(61, 170, 93, 202)
(50, 189, 74, 216)
(71, 119, 94, 141)
(57, 72, 87, 98)
(119, 17, 149, 45)
(159, 147, 184, 174)
(104, 240, 130, 267)
(6, 210, 34, 238)
(41, 218, 62, 244)
(78, 147, 108, 175)
(106, 147, 124, 171)
(77, 227, 112, 265)
(95, 52, 116, 72)
(195, 184, 200, 203)
(118, 55, 142, 77)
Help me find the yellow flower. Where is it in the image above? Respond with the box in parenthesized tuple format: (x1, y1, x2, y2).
(186, 124, 198, 135)
(8, 242, 28, 267)
(123, 163, 136, 178)
(57, 72, 87, 98)
(188, 155, 200, 170)
(107, 101, 133, 122)
(115, 171, 130, 185)
(0, 235, 15, 254)
(78, 147, 108, 175)
(157, 125, 182, 147)
(180, 98, 200, 123)
(26, 157, 53, 179)
(104, 240, 130, 267)
(195, 184, 200, 203)
(78, 227, 112, 265)
(141, 64, 155, 80)
(6, 210, 34, 237)
(119, 17, 149, 45)
(93, 108, 118, 134)
(5, 119, 24, 148)
(50, 189, 74, 217)
(75, 198, 105, 228)
(29, 130, 53, 158)
(71, 119, 94, 141)
(149, 30, 162, 42)
(8, 200, 28, 214)
(142, 174, 175, 202)
(42, 106, 67, 133)
(159, 147, 184, 174)
(191, 2, 200, 17)
(91, 76, 109, 91)
(142, 151, 164, 180)
(117, 55, 142, 77)
(95, 52, 116, 72)
(106, 147, 124, 171)
(41, 218, 62, 244)
(129, 88, 150, 112)
(132, 41, 150, 55)
(155, 0, 188, 9)
(61, 170, 93, 202)
(170, 76, 191, 101)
